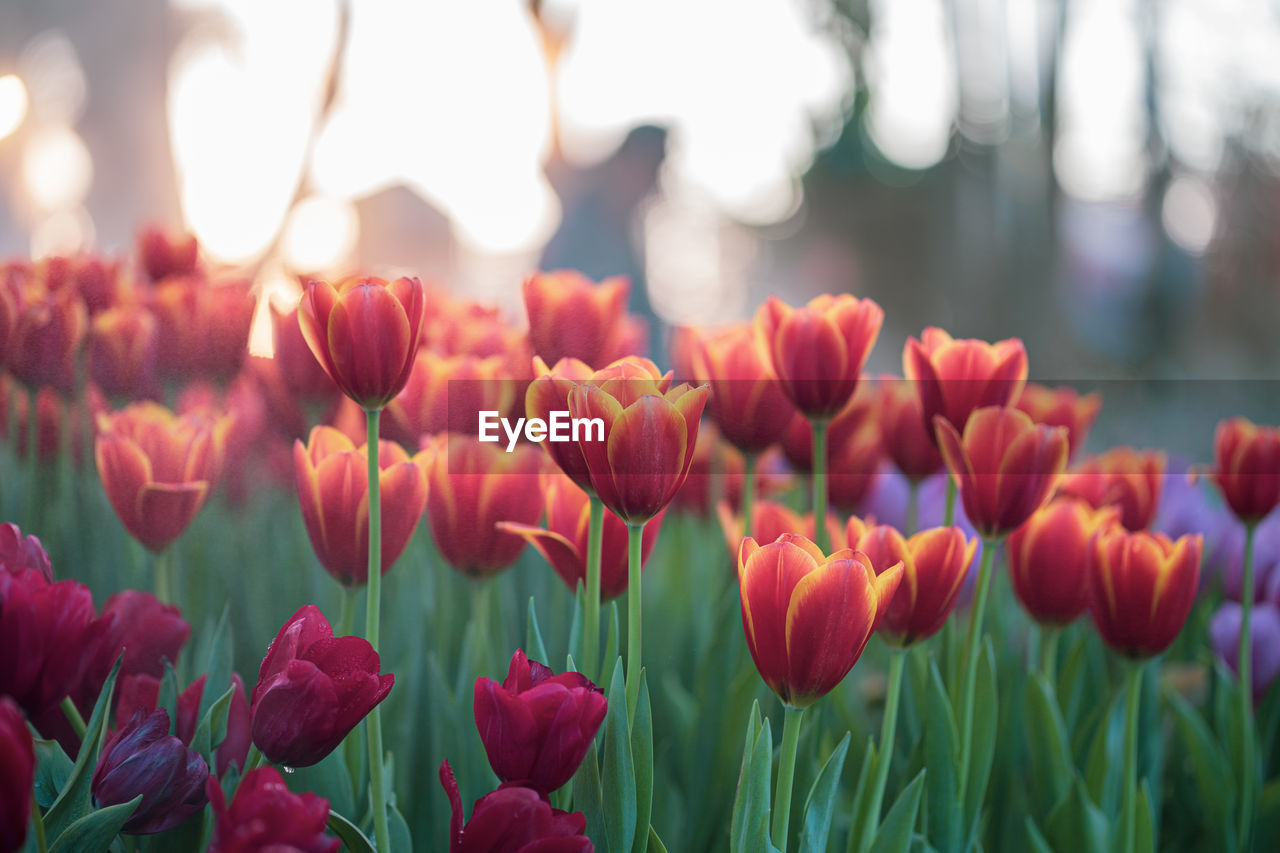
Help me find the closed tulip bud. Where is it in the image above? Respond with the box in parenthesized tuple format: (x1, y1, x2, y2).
(524, 270, 630, 369)
(1014, 383, 1101, 461)
(8, 282, 87, 394)
(1056, 447, 1166, 531)
(0, 522, 52, 582)
(298, 275, 427, 410)
(904, 327, 1027, 442)
(877, 376, 944, 482)
(250, 605, 394, 767)
(1087, 528, 1202, 659)
(178, 674, 250, 777)
(1007, 498, 1120, 627)
(1211, 418, 1280, 524)
(137, 225, 199, 282)
(754, 294, 883, 420)
(0, 697, 34, 853)
(294, 426, 429, 586)
(738, 534, 902, 707)
(208, 766, 339, 853)
(935, 406, 1069, 540)
(440, 761, 593, 853)
(689, 324, 793, 454)
(473, 650, 607, 794)
(92, 708, 208, 835)
(500, 473, 664, 601)
(855, 525, 978, 646)
(718, 501, 845, 559)
(384, 350, 517, 444)
(96, 402, 230, 553)
(89, 304, 158, 400)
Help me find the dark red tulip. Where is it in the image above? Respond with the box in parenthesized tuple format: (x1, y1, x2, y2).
(7, 280, 87, 394)
(250, 605, 394, 767)
(137, 225, 200, 282)
(92, 708, 208, 835)
(1212, 418, 1280, 524)
(877, 376, 944, 482)
(904, 327, 1028, 443)
(0, 522, 52, 582)
(1088, 529, 1202, 659)
(208, 766, 339, 853)
(178, 674, 251, 777)
(0, 697, 34, 853)
(440, 760, 593, 853)
(1008, 497, 1119, 627)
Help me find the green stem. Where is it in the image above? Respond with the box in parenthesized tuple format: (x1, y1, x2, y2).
(336, 585, 354, 638)
(944, 473, 957, 527)
(60, 696, 87, 740)
(1121, 663, 1143, 853)
(471, 579, 495, 675)
(626, 522, 644, 721)
(811, 420, 829, 552)
(583, 496, 605, 681)
(741, 453, 758, 541)
(31, 797, 47, 853)
(245, 744, 266, 772)
(905, 481, 919, 536)
(772, 704, 806, 852)
(957, 540, 996, 802)
(153, 548, 173, 606)
(860, 651, 906, 852)
(1238, 521, 1258, 850)
(1042, 627, 1060, 685)
(364, 408, 390, 853)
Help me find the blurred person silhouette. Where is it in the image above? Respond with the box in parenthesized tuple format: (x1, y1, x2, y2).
(540, 124, 668, 359)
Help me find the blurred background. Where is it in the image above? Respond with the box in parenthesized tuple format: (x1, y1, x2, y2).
(1, 0, 1279, 449)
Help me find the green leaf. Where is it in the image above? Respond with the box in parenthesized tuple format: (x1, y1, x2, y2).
(924, 658, 960, 852)
(631, 670, 654, 853)
(602, 603, 620, 686)
(1134, 780, 1155, 853)
(1024, 673, 1074, 810)
(797, 732, 850, 853)
(963, 638, 997, 839)
(567, 583, 585, 669)
(190, 683, 235, 770)
(646, 825, 669, 853)
(197, 604, 233, 727)
(327, 812, 375, 853)
(731, 702, 774, 853)
(291, 747, 356, 822)
(844, 737, 877, 853)
(526, 597, 551, 665)
(44, 656, 123, 843)
(601, 658, 637, 853)
(31, 737, 74, 809)
(574, 740, 607, 846)
(1024, 817, 1054, 853)
(1045, 779, 1110, 853)
(47, 795, 141, 853)
(158, 659, 179, 736)
(389, 802, 413, 851)
(1165, 690, 1232, 836)
(869, 769, 925, 853)
(1083, 691, 1124, 812)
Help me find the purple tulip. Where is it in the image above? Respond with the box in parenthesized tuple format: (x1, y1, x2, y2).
(92, 708, 208, 834)
(1209, 601, 1280, 702)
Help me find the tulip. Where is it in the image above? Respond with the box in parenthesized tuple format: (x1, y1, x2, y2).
(903, 327, 1027, 442)
(92, 708, 208, 834)
(500, 472, 664, 601)
(384, 350, 518, 445)
(717, 500, 844, 561)
(272, 305, 342, 403)
(689, 323, 792, 454)
(426, 435, 545, 578)
(878, 376, 945, 484)
(0, 521, 52, 581)
(89, 303, 158, 400)
(523, 270, 630, 369)
(440, 761, 593, 853)
(1212, 417, 1280, 525)
(474, 649, 607, 794)
(137, 225, 199, 282)
(781, 387, 885, 515)
(208, 766, 339, 853)
(0, 697, 34, 853)
(294, 426, 429, 586)
(1007, 497, 1119, 628)
(178, 674, 251, 777)
(7, 281, 87, 395)
(250, 605, 394, 767)
(1210, 602, 1280, 704)
(673, 427, 791, 518)
(1014, 382, 1101, 460)
(297, 275, 427, 411)
(1087, 528, 1202, 659)
(0, 281, 15, 372)
(147, 276, 254, 383)
(95, 401, 230, 555)
(42, 253, 123, 315)
(2, 380, 102, 467)
(1056, 447, 1166, 531)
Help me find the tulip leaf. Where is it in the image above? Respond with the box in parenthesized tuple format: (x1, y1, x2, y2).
(47, 794, 141, 853)
(963, 638, 997, 841)
(1166, 690, 1232, 837)
(32, 737, 74, 809)
(729, 701, 761, 852)
(845, 736, 877, 852)
(1083, 691, 1124, 812)
(601, 658, 637, 853)
(1134, 780, 1156, 853)
(389, 802, 413, 852)
(869, 768, 925, 853)
(292, 747, 356, 822)
(44, 655, 123, 843)
(158, 659, 179, 737)
(797, 731, 850, 853)
(603, 602, 620, 686)
(730, 703, 775, 853)
(1045, 779, 1110, 853)
(646, 825, 669, 853)
(574, 740, 607, 846)
(191, 682, 235, 770)
(1024, 817, 1055, 853)
(197, 603, 233, 728)
(1024, 672, 1073, 811)
(525, 597, 551, 666)
(924, 657, 961, 852)
(327, 811, 375, 853)
(631, 669, 654, 853)
(568, 583, 585, 671)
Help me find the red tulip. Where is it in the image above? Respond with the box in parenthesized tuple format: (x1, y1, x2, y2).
(781, 387, 884, 511)
(0, 281, 15, 372)
(499, 472, 664, 600)
(148, 275, 254, 383)
(854, 524, 977, 646)
(208, 766, 339, 853)
(384, 350, 518, 444)
(1014, 382, 1101, 460)
(689, 323, 792, 454)
(877, 376, 944, 482)
(137, 224, 199, 283)
(92, 708, 209, 835)
(95, 402, 230, 552)
(717, 501, 845, 560)
(935, 406, 1069, 539)
(1087, 528, 1202, 659)
(754, 294, 884, 420)
(298, 275, 427, 410)
(474, 650, 607, 794)
(523, 270, 630, 369)
(89, 303, 158, 400)
(0, 697, 34, 853)
(737, 533, 902, 707)
(7, 280, 87, 394)
(294, 426, 429, 586)
(41, 253, 123, 315)
(0, 522, 52, 582)
(1056, 447, 1166, 531)
(2, 379, 103, 467)
(674, 427, 792, 517)
(440, 761, 593, 853)
(178, 674, 251, 777)
(250, 605, 394, 767)
(1008, 497, 1119, 627)
(1211, 417, 1280, 524)
(903, 327, 1027, 442)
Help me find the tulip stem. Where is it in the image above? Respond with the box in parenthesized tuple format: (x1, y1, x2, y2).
(1042, 628, 1059, 685)
(337, 585, 354, 639)
(742, 453, 757, 541)
(905, 481, 919, 536)
(154, 548, 173, 606)
(772, 704, 806, 851)
(944, 473, 957, 527)
(583, 496, 605, 681)
(1238, 520, 1258, 850)
(957, 539, 996, 804)
(626, 521, 644, 722)
(859, 650, 905, 852)
(1121, 663, 1142, 853)
(364, 408, 390, 853)
(31, 797, 47, 853)
(60, 696, 86, 739)
(811, 420, 830, 552)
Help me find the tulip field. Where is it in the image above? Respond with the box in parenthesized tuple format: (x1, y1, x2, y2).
(5, 231, 1280, 852)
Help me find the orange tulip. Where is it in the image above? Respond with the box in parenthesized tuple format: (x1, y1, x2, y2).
(935, 406, 1068, 540)
(689, 324, 792, 454)
(1087, 528, 1202, 658)
(1211, 418, 1280, 524)
(754, 294, 883, 420)
(877, 376, 944, 483)
(523, 271, 631, 369)
(293, 426, 429, 586)
(717, 500, 845, 559)
(297, 276, 426, 410)
(1007, 497, 1119, 627)
(738, 533, 902, 707)
(854, 524, 977, 646)
(1014, 382, 1101, 460)
(95, 402, 230, 552)
(903, 327, 1027, 442)
(1056, 447, 1166, 531)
